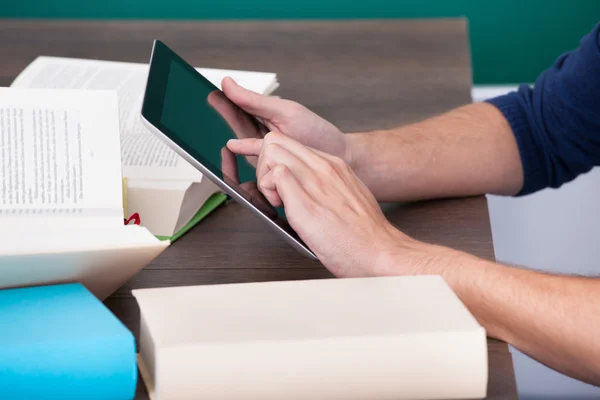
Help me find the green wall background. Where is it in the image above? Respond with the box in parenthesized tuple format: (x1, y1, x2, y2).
(2, 1, 599, 84)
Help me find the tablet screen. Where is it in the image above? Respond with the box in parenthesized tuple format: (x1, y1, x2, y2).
(142, 41, 294, 233)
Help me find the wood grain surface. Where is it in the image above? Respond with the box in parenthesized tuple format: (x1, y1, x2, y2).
(0, 18, 517, 399)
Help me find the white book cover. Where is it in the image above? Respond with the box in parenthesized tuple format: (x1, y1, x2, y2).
(133, 275, 488, 400)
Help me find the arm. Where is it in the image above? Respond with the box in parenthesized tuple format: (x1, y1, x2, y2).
(222, 78, 524, 201)
(223, 76, 524, 201)
(224, 23, 600, 386)
(349, 22, 600, 201)
(346, 102, 524, 201)
(224, 23, 600, 202)
(415, 248, 600, 386)
(228, 132, 600, 386)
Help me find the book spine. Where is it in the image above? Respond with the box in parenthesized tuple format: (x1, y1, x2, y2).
(157, 329, 487, 400)
(0, 334, 137, 400)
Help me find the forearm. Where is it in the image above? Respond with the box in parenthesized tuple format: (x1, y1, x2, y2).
(407, 247, 600, 385)
(347, 102, 524, 202)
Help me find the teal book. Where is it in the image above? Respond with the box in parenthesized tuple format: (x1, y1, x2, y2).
(0, 284, 137, 400)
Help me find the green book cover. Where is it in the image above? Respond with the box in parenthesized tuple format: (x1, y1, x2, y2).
(155, 193, 228, 242)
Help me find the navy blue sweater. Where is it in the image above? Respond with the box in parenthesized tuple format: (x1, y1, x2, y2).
(487, 23, 600, 196)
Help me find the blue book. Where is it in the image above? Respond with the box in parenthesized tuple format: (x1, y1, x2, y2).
(0, 283, 137, 400)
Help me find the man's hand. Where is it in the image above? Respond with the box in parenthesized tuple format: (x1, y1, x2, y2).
(226, 132, 435, 277)
(227, 132, 600, 387)
(220, 146, 278, 220)
(223, 79, 524, 202)
(222, 77, 351, 164)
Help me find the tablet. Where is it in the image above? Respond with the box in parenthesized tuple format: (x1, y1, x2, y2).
(141, 40, 317, 260)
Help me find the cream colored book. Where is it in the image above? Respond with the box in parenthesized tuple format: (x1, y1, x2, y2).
(0, 88, 167, 300)
(133, 276, 488, 400)
(11, 56, 279, 239)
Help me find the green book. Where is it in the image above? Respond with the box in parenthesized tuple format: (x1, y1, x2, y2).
(156, 193, 227, 242)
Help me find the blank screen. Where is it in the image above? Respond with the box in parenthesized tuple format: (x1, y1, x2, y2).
(161, 60, 257, 184)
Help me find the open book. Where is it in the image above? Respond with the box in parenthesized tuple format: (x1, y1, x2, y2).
(133, 276, 488, 400)
(11, 56, 280, 240)
(0, 88, 167, 299)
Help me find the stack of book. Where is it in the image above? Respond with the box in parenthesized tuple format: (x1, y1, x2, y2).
(1, 55, 279, 297)
(0, 277, 489, 399)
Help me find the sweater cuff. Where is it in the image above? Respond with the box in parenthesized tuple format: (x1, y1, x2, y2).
(486, 91, 540, 196)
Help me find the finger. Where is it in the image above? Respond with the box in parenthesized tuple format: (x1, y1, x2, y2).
(260, 168, 275, 190)
(262, 132, 331, 174)
(265, 133, 369, 208)
(222, 77, 284, 120)
(258, 169, 283, 207)
(256, 141, 320, 198)
(271, 165, 316, 232)
(227, 135, 311, 203)
(220, 146, 240, 185)
(239, 182, 280, 218)
(227, 138, 262, 156)
(229, 132, 318, 167)
(228, 136, 312, 205)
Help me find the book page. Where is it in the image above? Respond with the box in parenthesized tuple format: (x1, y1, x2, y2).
(0, 224, 160, 255)
(12, 56, 278, 182)
(0, 88, 123, 227)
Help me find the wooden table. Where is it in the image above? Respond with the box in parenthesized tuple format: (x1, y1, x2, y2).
(0, 18, 518, 399)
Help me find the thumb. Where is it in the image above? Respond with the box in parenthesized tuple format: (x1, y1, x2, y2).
(222, 77, 283, 120)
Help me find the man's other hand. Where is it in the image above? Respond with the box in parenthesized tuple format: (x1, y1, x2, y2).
(227, 132, 435, 277)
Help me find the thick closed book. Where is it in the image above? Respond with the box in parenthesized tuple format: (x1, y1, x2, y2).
(0, 283, 137, 400)
(133, 276, 488, 400)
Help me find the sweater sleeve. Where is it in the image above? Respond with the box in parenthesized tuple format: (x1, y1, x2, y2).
(486, 23, 600, 196)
